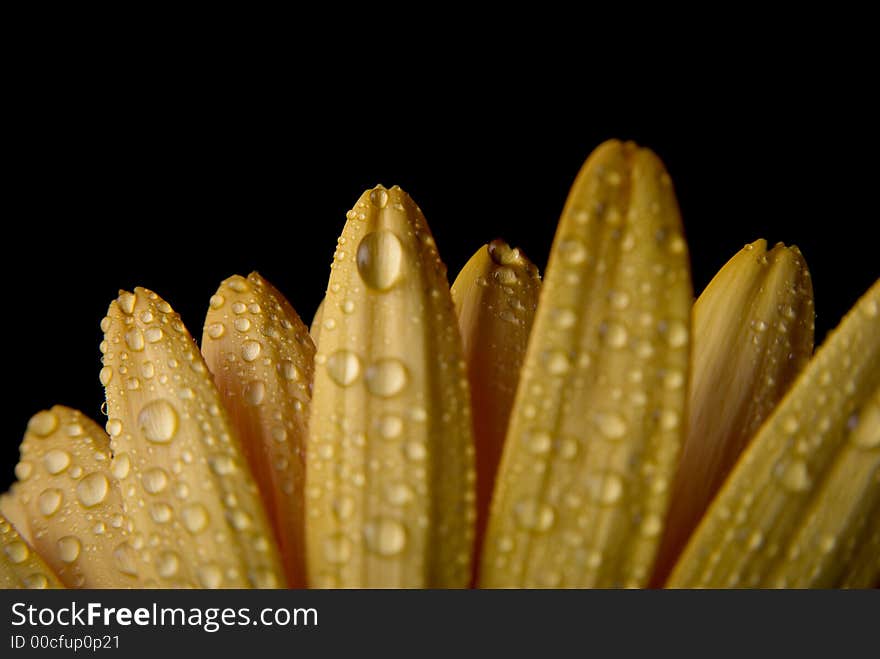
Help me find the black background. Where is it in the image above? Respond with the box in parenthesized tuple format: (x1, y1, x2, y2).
(3, 58, 877, 492)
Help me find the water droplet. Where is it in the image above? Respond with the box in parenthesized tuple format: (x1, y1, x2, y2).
(333, 496, 355, 520)
(57, 536, 81, 563)
(228, 278, 249, 293)
(234, 317, 251, 332)
(494, 267, 518, 285)
(356, 230, 404, 291)
(206, 322, 225, 339)
(385, 482, 414, 505)
(377, 414, 403, 440)
(514, 500, 555, 532)
(595, 412, 627, 439)
(141, 361, 155, 379)
(280, 360, 302, 381)
(524, 430, 552, 455)
(659, 410, 680, 430)
(370, 186, 389, 208)
(209, 294, 225, 309)
(138, 399, 179, 443)
(112, 453, 131, 480)
(244, 381, 266, 405)
(125, 329, 145, 351)
(271, 427, 288, 443)
(4, 540, 29, 564)
(365, 358, 408, 397)
(324, 533, 353, 564)
(38, 488, 63, 516)
(14, 461, 33, 481)
(405, 441, 427, 461)
(364, 518, 407, 556)
(141, 467, 169, 494)
(327, 350, 362, 386)
(602, 321, 628, 348)
(28, 410, 59, 437)
(553, 307, 577, 329)
(99, 366, 113, 386)
(181, 503, 209, 534)
(641, 514, 662, 537)
(43, 449, 71, 475)
(240, 340, 262, 362)
(106, 418, 123, 437)
(559, 239, 587, 265)
(157, 551, 180, 578)
(665, 320, 689, 348)
(198, 564, 223, 588)
(609, 290, 630, 310)
(663, 370, 684, 389)
(543, 349, 571, 375)
(77, 473, 109, 507)
(590, 473, 624, 504)
(145, 327, 164, 343)
(776, 459, 812, 493)
(209, 454, 236, 475)
(150, 502, 173, 523)
(118, 292, 137, 315)
(113, 542, 139, 576)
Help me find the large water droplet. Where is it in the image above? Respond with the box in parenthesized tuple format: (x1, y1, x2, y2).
(57, 536, 82, 563)
(141, 467, 169, 494)
(77, 473, 109, 507)
(4, 540, 29, 564)
(365, 358, 408, 397)
(113, 542, 139, 576)
(181, 503, 209, 534)
(43, 449, 71, 475)
(138, 399, 179, 443)
(244, 381, 266, 406)
(357, 230, 404, 291)
(28, 410, 59, 437)
(364, 518, 407, 556)
(241, 340, 262, 362)
(327, 350, 362, 387)
(125, 329, 145, 351)
(38, 488, 63, 516)
(369, 186, 389, 208)
(99, 366, 113, 386)
(206, 323, 225, 339)
(776, 459, 812, 493)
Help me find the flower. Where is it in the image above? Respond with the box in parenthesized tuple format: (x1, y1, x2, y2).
(2, 140, 878, 589)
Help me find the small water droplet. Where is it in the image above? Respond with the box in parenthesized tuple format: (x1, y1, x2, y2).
(118, 292, 137, 315)
(209, 454, 237, 476)
(324, 533, 353, 564)
(106, 418, 123, 437)
(125, 329, 146, 351)
(377, 414, 403, 440)
(543, 349, 571, 375)
(198, 564, 223, 588)
(234, 317, 251, 332)
(112, 453, 131, 480)
(99, 366, 113, 386)
(280, 360, 302, 381)
(145, 327, 164, 343)
(385, 482, 414, 506)
(524, 430, 552, 455)
(157, 551, 180, 578)
(553, 307, 577, 329)
(113, 542, 139, 576)
(776, 459, 812, 493)
(356, 230, 404, 291)
(241, 340, 262, 362)
(609, 290, 630, 310)
(665, 320, 689, 348)
(602, 321, 628, 348)
(209, 294, 225, 309)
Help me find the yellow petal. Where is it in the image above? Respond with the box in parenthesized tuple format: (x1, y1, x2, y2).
(1, 512, 63, 589)
(652, 240, 814, 582)
(668, 280, 880, 587)
(0, 488, 31, 544)
(306, 185, 475, 587)
(102, 288, 284, 588)
(310, 298, 325, 345)
(201, 272, 315, 587)
(481, 140, 692, 588)
(12, 406, 145, 587)
(451, 240, 540, 578)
